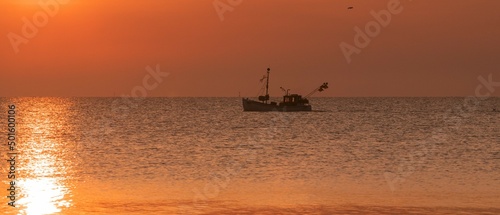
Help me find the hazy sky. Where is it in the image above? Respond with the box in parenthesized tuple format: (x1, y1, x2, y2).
(1, 0, 499, 97)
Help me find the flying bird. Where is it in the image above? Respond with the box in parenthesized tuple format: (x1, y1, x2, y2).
(348, 6, 354, 10)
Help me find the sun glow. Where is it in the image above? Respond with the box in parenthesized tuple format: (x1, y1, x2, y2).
(17, 178, 71, 215)
(9, 98, 77, 215)
(15, 137, 73, 215)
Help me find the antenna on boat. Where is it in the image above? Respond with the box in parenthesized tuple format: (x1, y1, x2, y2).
(280, 87, 290, 96)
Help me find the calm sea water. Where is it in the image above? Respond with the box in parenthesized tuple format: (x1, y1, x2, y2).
(1, 97, 499, 214)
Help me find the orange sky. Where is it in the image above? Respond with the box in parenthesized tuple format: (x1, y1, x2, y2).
(1, 0, 499, 97)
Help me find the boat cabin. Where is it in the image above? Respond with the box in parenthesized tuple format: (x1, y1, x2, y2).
(280, 94, 309, 106)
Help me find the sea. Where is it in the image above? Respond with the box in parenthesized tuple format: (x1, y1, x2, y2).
(0, 97, 499, 215)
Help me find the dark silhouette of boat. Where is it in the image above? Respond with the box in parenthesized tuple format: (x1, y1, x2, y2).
(242, 68, 328, 112)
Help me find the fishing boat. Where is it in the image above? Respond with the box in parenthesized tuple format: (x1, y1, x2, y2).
(242, 68, 328, 112)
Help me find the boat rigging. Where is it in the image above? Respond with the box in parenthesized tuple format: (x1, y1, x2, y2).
(242, 68, 328, 112)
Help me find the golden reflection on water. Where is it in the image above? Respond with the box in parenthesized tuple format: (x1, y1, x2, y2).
(1, 97, 499, 214)
(18, 178, 71, 214)
(12, 98, 76, 215)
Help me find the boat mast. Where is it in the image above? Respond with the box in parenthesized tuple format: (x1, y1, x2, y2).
(258, 68, 271, 103)
(265, 68, 270, 103)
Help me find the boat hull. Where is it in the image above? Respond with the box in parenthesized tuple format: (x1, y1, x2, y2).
(242, 98, 312, 112)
